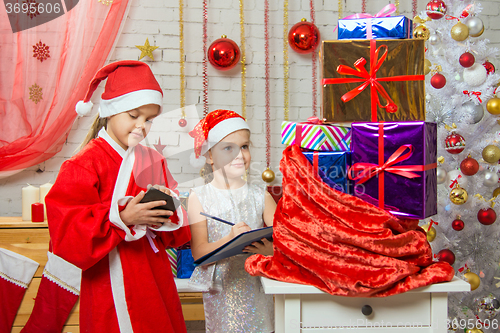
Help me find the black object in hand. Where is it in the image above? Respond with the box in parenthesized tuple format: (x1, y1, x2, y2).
(139, 187, 180, 213)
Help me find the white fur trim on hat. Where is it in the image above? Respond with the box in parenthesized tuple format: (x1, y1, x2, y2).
(99, 89, 163, 118)
(199, 117, 250, 157)
(75, 100, 94, 117)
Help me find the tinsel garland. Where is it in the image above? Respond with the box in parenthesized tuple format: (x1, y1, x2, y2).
(283, 0, 289, 121)
(202, 0, 208, 116)
(239, 0, 247, 119)
(179, 0, 186, 118)
(311, 0, 317, 117)
(265, 0, 271, 168)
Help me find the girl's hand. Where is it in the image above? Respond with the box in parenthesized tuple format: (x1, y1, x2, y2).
(229, 222, 251, 239)
(147, 184, 172, 196)
(243, 238, 273, 256)
(120, 191, 173, 228)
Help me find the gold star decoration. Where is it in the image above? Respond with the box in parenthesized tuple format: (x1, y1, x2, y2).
(29, 83, 43, 104)
(136, 38, 159, 61)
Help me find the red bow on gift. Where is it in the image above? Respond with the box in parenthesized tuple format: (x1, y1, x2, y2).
(322, 39, 425, 122)
(349, 145, 422, 184)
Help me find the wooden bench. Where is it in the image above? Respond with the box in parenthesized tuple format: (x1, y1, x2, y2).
(0, 217, 204, 333)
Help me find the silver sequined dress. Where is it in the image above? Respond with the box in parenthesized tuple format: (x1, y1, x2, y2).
(189, 182, 275, 333)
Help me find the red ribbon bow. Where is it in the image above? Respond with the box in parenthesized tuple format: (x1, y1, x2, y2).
(322, 39, 425, 122)
(449, 174, 462, 188)
(463, 90, 482, 103)
(349, 145, 424, 184)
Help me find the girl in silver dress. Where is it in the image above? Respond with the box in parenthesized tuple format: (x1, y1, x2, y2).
(187, 110, 275, 333)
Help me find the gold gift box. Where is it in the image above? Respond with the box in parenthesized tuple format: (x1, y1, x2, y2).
(321, 39, 426, 123)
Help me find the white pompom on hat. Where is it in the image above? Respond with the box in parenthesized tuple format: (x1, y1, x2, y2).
(75, 60, 163, 117)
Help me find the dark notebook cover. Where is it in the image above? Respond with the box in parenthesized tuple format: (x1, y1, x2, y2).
(193, 226, 273, 266)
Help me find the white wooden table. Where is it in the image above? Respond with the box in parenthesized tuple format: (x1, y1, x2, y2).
(261, 276, 470, 333)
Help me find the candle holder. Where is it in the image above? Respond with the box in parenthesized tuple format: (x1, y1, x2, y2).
(31, 203, 44, 222)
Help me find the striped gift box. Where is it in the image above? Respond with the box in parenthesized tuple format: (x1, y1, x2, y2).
(281, 120, 351, 151)
(165, 248, 177, 277)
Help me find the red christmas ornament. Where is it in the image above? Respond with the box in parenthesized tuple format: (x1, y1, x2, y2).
(445, 132, 466, 154)
(431, 73, 446, 89)
(460, 156, 479, 175)
(178, 118, 187, 127)
(459, 52, 475, 68)
(452, 218, 464, 231)
(477, 208, 497, 225)
(426, 0, 447, 20)
(207, 36, 241, 71)
(437, 249, 455, 265)
(288, 19, 320, 54)
(483, 61, 496, 75)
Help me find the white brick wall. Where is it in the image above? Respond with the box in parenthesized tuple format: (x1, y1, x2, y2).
(2, 0, 500, 216)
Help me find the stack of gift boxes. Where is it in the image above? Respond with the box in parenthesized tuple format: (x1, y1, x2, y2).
(281, 11, 437, 220)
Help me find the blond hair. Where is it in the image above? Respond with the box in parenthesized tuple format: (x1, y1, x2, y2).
(78, 114, 107, 151)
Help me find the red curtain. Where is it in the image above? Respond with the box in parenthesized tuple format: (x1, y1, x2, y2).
(0, 0, 131, 176)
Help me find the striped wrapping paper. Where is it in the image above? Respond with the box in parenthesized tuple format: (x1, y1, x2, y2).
(165, 248, 177, 277)
(281, 121, 351, 151)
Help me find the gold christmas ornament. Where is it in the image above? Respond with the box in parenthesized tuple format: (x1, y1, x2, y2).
(464, 270, 480, 290)
(493, 187, 500, 198)
(262, 168, 275, 183)
(451, 22, 469, 41)
(424, 59, 432, 75)
(422, 224, 437, 242)
(466, 329, 484, 333)
(482, 145, 500, 163)
(413, 25, 430, 40)
(449, 184, 468, 205)
(486, 97, 500, 115)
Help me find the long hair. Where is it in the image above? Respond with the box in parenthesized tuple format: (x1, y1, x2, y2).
(200, 162, 214, 184)
(78, 114, 107, 151)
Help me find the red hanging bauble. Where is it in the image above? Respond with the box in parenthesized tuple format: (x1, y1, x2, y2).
(459, 52, 475, 68)
(483, 61, 496, 75)
(477, 208, 497, 225)
(431, 73, 446, 89)
(288, 19, 320, 54)
(178, 118, 187, 127)
(445, 132, 466, 154)
(460, 156, 479, 175)
(426, 0, 447, 20)
(452, 218, 464, 231)
(207, 35, 241, 71)
(437, 249, 455, 265)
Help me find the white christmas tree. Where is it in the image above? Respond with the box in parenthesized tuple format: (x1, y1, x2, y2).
(421, 0, 500, 330)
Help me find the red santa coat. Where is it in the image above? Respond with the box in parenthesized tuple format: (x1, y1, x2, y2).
(46, 132, 191, 333)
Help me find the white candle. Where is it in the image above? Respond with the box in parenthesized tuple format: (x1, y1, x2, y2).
(40, 182, 53, 219)
(22, 184, 39, 221)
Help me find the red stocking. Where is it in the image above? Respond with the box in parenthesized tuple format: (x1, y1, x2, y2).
(0, 248, 39, 333)
(21, 252, 81, 333)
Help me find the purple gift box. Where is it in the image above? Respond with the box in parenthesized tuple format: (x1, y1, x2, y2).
(350, 122, 437, 219)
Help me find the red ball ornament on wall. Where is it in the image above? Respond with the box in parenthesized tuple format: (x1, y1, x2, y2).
(452, 218, 464, 231)
(483, 61, 496, 75)
(431, 73, 446, 89)
(459, 52, 475, 68)
(426, 0, 447, 20)
(437, 249, 455, 265)
(477, 208, 497, 225)
(445, 132, 466, 154)
(460, 156, 479, 175)
(178, 118, 187, 127)
(207, 36, 241, 71)
(288, 19, 320, 54)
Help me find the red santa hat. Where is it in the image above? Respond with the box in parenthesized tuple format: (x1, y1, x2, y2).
(189, 110, 250, 165)
(75, 60, 163, 117)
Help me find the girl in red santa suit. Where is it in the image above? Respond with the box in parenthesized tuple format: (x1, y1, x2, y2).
(187, 110, 275, 333)
(41, 60, 191, 333)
